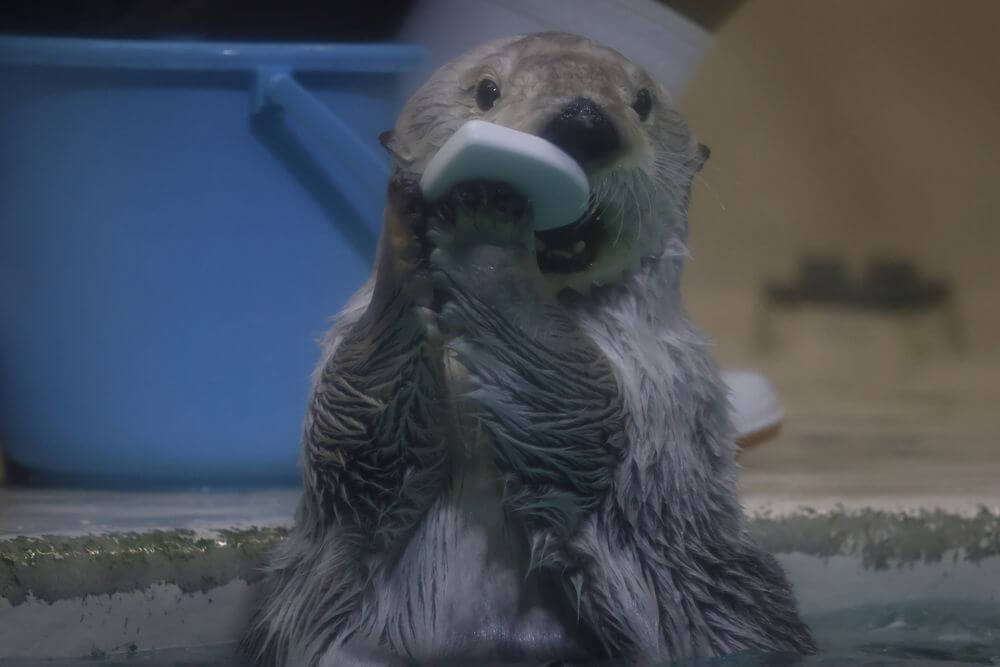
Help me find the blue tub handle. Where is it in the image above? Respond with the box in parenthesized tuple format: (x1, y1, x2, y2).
(252, 68, 392, 230)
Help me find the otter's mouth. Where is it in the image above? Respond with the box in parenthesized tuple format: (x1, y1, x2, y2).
(534, 201, 604, 274)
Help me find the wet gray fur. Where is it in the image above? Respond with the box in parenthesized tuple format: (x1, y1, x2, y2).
(242, 33, 815, 666)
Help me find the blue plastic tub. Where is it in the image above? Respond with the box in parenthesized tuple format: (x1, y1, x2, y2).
(0, 36, 423, 485)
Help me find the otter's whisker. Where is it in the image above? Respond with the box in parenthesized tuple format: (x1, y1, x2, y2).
(629, 176, 645, 242)
(612, 180, 628, 247)
(640, 175, 655, 244)
(695, 173, 727, 213)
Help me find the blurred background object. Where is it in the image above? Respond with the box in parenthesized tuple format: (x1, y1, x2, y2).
(396, 0, 738, 97)
(723, 370, 785, 450)
(0, 16, 425, 485)
(676, 0, 999, 502)
(759, 256, 963, 355)
(0, 0, 997, 495)
(681, 0, 999, 363)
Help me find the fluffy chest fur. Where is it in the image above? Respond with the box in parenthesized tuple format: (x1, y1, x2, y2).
(347, 352, 596, 663)
(359, 462, 589, 664)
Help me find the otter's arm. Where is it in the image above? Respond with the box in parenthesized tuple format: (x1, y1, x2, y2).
(303, 177, 450, 548)
(242, 178, 450, 666)
(556, 283, 816, 662)
(429, 184, 626, 564)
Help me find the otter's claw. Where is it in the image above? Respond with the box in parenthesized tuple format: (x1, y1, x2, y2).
(429, 180, 534, 256)
(380, 175, 435, 309)
(436, 180, 530, 223)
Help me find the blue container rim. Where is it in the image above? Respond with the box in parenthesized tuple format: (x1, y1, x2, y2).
(0, 35, 425, 73)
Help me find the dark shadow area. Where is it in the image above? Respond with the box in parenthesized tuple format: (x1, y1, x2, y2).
(765, 256, 954, 312)
(0, 1, 417, 42)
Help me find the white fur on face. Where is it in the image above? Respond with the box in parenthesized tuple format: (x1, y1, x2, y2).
(385, 32, 706, 293)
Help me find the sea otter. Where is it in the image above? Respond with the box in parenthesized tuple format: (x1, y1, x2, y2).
(242, 32, 815, 666)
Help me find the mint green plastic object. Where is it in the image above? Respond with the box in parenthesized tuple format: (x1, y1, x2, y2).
(420, 120, 590, 231)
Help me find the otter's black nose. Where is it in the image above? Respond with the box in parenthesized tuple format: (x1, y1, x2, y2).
(540, 97, 621, 169)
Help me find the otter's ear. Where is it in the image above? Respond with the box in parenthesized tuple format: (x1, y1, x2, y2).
(379, 130, 396, 154)
(379, 129, 411, 165)
(696, 142, 711, 172)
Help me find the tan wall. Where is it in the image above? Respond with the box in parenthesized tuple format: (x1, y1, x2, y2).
(680, 0, 1000, 361)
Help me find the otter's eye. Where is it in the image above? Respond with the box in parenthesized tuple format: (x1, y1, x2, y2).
(632, 88, 653, 121)
(476, 78, 500, 111)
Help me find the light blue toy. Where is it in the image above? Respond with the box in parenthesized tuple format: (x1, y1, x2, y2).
(420, 120, 590, 231)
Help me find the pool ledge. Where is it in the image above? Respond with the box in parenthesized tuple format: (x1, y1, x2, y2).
(1, 489, 998, 660)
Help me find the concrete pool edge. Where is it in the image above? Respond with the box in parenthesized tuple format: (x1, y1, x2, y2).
(0, 526, 288, 605)
(1, 499, 998, 659)
(746, 498, 1000, 568)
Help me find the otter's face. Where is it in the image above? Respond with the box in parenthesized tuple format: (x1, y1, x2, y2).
(385, 32, 706, 292)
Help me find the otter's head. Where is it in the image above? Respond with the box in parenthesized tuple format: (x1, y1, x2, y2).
(383, 32, 708, 292)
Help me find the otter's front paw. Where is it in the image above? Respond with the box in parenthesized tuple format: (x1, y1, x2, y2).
(427, 180, 535, 261)
(382, 175, 434, 307)
(426, 181, 548, 332)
